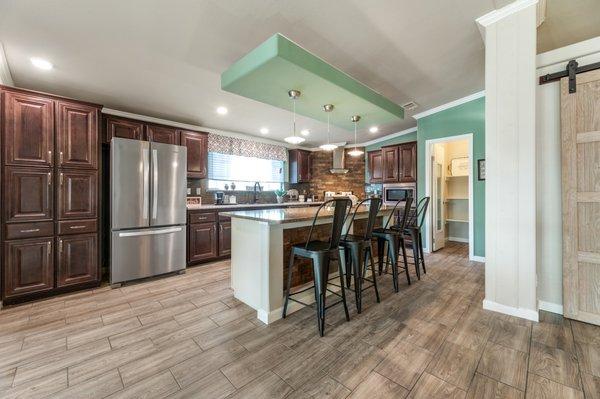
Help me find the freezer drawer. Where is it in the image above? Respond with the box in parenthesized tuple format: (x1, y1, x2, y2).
(110, 226, 186, 284)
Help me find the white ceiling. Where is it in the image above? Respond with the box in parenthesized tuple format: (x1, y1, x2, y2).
(0, 0, 515, 146)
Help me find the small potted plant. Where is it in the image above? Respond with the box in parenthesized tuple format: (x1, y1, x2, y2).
(274, 188, 286, 204)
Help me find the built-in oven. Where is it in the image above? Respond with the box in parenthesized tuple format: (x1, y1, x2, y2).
(383, 183, 416, 206)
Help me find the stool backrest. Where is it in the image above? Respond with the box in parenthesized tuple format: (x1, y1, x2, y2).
(344, 197, 382, 241)
(406, 197, 430, 229)
(383, 196, 413, 230)
(305, 198, 352, 250)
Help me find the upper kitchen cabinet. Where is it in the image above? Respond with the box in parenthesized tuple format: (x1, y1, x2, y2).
(382, 145, 399, 183)
(56, 101, 99, 169)
(289, 149, 311, 183)
(368, 150, 383, 183)
(105, 116, 144, 142)
(57, 170, 98, 220)
(398, 142, 417, 183)
(180, 130, 208, 178)
(147, 124, 179, 145)
(2, 90, 54, 167)
(4, 167, 53, 223)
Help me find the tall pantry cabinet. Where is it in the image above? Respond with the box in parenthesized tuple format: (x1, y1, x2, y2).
(1, 86, 101, 305)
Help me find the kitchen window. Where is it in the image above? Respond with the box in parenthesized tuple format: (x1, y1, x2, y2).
(207, 152, 284, 191)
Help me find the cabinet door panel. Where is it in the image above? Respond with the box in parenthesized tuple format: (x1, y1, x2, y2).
(4, 238, 54, 298)
(188, 222, 217, 262)
(382, 146, 399, 183)
(368, 150, 383, 183)
(398, 142, 417, 183)
(106, 117, 144, 141)
(218, 221, 231, 257)
(58, 170, 98, 220)
(3, 91, 54, 167)
(57, 234, 98, 287)
(4, 167, 53, 223)
(57, 101, 98, 169)
(180, 130, 208, 178)
(147, 124, 179, 144)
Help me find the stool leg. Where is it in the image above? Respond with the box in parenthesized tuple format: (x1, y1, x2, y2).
(367, 246, 380, 303)
(377, 238, 384, 275)
(311, 257, 323, 336)
(410, 229, 421, 280)
(350, 245, 363, 313)
(344, 247, 352, 288)
(388, 238, 399, 293)
(419, 231, 426, 274)
(400, 237, 411, 285)
(282, 252, 295, 318)
(337, 249, 350, 322)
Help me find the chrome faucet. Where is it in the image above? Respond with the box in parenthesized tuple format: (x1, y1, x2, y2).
(253, 182, 262, 203)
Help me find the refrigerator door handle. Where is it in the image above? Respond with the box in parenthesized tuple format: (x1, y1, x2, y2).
(142, 148, 150, 219)
(152, 148, 158, 220)
(118, 227, 183, 237)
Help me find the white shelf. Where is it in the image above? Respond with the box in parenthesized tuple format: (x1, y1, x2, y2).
(446, 218, 469, 223)
(446, 197, 468, 200)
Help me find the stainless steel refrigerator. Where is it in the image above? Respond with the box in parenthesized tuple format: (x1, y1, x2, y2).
(110, 138, 187, 285)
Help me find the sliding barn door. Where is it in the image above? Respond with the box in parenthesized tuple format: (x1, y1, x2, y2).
(561, 69, 600, 325)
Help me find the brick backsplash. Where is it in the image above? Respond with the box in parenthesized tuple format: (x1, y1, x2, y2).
(309, 149, 366, 200)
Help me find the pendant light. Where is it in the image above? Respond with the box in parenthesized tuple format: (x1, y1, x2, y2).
(284, 90, 305, 145)
(319, 104, 337, 151)
(348, 115, 364, 157)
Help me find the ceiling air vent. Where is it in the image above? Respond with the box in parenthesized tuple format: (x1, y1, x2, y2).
(402, 101, 419, 111)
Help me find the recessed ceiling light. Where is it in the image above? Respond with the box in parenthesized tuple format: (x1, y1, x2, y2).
(216, 106, 228, 115)
(30, 57, 53, 70)
(260, 127, 269, 134)
(369, 126, 378, 133)
(300, 129, 310, 136)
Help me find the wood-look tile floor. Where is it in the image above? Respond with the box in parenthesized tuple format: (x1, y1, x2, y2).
(1, 242, 599, 398)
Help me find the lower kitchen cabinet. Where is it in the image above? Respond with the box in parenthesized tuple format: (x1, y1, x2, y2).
(218, 220, 231, 256)
(57, 233, 98, 287)
(3, 237, 54, 298)
(188, 222, 218, 263)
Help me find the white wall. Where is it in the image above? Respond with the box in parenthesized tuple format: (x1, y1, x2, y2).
(478, 0, 539, 321)
(0, 42, 13, 86)
(536, 36, 600, 315)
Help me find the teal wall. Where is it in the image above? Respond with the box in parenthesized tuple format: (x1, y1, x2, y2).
(417, 97, 485, 257)
(364, 130, 417, 182)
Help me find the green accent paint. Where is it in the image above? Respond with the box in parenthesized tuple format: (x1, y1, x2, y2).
(364, 131, 417, 182)
(417, 97, 485, 257)
(221, 34, 404, 131)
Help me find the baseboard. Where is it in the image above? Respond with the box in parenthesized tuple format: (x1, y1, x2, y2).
(538, 300, 563, 315)
(448, 237, 469, 243)
(470, 255, 486, 263)
(483, 299, 539, 322)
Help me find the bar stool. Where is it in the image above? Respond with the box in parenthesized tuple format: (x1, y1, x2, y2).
(402, 197, 430, 278)
(372, 197, 414, 292)
(334, 197, 382, 313)
(282, 198, 352, 336)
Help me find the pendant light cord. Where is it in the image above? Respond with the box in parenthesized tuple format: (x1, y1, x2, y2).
(327, 112, 331, 144)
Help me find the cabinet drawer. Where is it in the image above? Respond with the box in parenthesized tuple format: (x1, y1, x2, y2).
(5, 222, 54, 240)
(189, 212, 216, 224)
(58, 219, 97, 235)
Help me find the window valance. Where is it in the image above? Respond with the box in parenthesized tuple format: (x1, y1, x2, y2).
(208, 133, 287, 162)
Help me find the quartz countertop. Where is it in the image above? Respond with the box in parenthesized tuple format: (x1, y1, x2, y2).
(221, 204, 394, 224)
(187, 201, 323, 211)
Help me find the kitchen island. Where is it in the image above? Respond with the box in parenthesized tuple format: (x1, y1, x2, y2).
(221, 204, 394, 324)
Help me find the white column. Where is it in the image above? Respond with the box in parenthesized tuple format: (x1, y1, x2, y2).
(477, 0, 538, 321)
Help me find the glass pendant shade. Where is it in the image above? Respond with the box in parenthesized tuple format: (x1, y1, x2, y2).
(320, 104, 337, 151)
(348, 115, 364, 157)
(284, 90, 305, 144)
(319, 143, 338, 151)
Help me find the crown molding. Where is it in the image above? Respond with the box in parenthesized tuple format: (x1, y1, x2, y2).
(351, 126, 417, 148)
(0, 43, 14, 86)
(412, 91, 485, 120)
(476, 0, 538, 40)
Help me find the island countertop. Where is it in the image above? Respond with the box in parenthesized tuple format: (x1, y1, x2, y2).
(221, 204, 394, 224)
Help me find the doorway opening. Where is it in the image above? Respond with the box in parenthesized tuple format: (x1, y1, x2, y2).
(424, 134, 474, 260)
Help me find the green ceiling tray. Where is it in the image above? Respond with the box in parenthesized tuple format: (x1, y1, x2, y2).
(221, 33, 404, 131)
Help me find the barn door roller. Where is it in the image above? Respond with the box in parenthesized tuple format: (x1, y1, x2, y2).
(539, 59, 600, 93)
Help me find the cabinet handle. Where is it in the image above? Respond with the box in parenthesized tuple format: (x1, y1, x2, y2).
(47, 242, 51, 263)
(60, 173, 64, 186)
(48, 150, 52, 162)
(20, 229, 40, 233)
(69, 225, 86, 229)
(59, 239, 63, 253)
(60, 151, 64, 164)
(47, 172, 52, 186)
(196, 216, 207, 221)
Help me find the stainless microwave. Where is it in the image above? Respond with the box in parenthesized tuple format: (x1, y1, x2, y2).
(383, 183, 416, 206)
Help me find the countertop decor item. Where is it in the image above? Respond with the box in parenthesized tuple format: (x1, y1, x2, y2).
(348, 115, 364, 157)
(274, 188, 287, 203)
(319, 104, 337, 151)
(284, 90, 305, 144)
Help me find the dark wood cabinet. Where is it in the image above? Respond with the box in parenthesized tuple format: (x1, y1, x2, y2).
(3, 90, 54, 167)
(56, 101, 98, 169)
(382, 145, 400, 183)
(180, 130, 208, 178)
(106, 116, 144, 141)
(3, 238, 54, 298)
(368, 150, 383, 183)
(57, 170, 98, 220)
(289, 149, 311, 183)
(188, 222, 218, 262)
(218, 221, 231, 257)
(4, 167, 53, 223)
(147, 124, 179, 145)
(57, 234, 98, 287)
(398, 142, 417, 183)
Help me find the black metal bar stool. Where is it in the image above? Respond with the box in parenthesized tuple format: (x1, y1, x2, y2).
(372, 197, 413, 292)
(332, 197, 382, 313)
(282, 198, 352, 336)
(402, 197, 430, 278)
